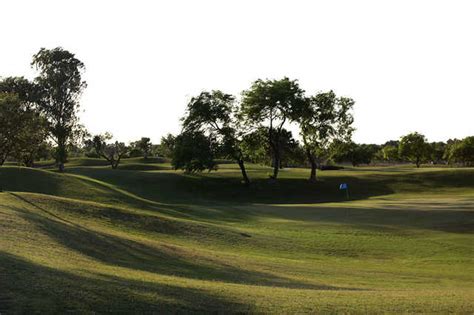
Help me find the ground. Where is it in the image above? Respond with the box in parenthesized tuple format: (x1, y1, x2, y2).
(0, 158, 473, 313)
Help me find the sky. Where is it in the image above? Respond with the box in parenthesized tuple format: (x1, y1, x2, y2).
(1, 0, 473, 144)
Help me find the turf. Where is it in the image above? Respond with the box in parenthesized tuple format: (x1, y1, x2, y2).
(0, 160, 473, 313)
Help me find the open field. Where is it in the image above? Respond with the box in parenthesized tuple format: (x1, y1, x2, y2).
(1, 159, 473, 313)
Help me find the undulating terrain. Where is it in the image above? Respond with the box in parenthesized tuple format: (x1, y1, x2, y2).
(1, 158, 473, 313)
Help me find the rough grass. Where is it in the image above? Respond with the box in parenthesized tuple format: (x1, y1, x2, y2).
(0, 161, 473, 313)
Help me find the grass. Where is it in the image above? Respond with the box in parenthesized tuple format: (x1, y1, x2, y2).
(0, 159, 473, 313)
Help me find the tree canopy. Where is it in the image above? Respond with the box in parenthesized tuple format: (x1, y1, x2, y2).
(32, 47, 86, 171)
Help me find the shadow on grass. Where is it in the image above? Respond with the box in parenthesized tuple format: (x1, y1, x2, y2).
(255, 201, 474, 234)
(0, 251, 255, 313)
(9, 193, 362, 292)
(67, 167, 396, 205)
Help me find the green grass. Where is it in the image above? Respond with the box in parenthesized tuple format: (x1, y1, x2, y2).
(0, 160, 473, 313)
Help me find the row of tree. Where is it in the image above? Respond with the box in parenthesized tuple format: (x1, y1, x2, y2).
(171, 82, 355, 184)
(1, 47, 473, 182)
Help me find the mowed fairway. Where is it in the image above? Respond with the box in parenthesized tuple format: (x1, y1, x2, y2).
(1, 159, 473, 313)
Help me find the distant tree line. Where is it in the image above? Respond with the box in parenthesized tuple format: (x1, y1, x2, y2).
(1, 47, 473, 179)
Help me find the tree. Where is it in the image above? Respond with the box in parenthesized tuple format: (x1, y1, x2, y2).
(429, 141, 446, 164)
(444, 137, 474, 166)
(241, 78, 305, 179)
(32, 47, 86, 172)
(298, 91, 354, 181)
(0, 76, 40, 107)
(171, 131, 217, 173)
(182, 90, 251, 184)
(130, 137, 153, 159)
(381, 145, 399, 163)
(0, 93, 24, 165)
(92, 133, 128, 169)
(331, 141, 376, 166)
(241, 127, 271, 165)
(157, 134, 176, 158)
(399, 132, 430, 167)
(12, 112, 49, 167)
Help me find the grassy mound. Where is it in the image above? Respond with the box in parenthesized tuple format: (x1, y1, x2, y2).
(0, 160, 473, 313)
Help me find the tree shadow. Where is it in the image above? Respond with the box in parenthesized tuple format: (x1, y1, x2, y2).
(255, 201, 474, 234)
(8, 194, 362, 292)
(0, 251, 255, 313)
(67, 167, 396, 205)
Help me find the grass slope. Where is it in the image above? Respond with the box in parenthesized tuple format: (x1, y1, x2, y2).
(0, 161, 473, 313)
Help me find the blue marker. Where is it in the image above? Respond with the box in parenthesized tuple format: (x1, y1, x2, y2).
(339, 183, 349, 199)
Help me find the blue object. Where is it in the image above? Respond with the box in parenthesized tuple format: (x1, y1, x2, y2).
(339, 183, 348, 190)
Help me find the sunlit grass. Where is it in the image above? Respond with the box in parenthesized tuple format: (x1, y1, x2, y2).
(0, 161, 473, 313)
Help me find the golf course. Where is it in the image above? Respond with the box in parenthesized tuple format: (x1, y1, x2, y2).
(1, 159, 473, 313)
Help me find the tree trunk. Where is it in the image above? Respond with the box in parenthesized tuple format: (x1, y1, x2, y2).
(307, 150, 317, 182)
(111, 160, 118, 169)
(57, 136, 67, 172)
(237, 159, 250, 186)
(416, 157, 420, 168)
(272, 155, 280, 179)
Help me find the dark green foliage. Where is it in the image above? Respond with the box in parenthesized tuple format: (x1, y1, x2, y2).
(298, 91, 354, 181)
(0, 76, 40, 106)
(130, 137, 152, 159)
(429, 141, 447, 164)
(157, 134, 176, 158)
(172, 131, 217, 173)
(444, 137, 474, 166)
(241, 78, 305, 179)
(0, 93, 24, 165)
(380, 145, 399, 162)
(32, 47, 86, 172)
(0, 92, 49, 167)
(182, 90, 250, 184)
(332, 141, 378, 166)
(399, 132, 430, 168)
(241, 127, 303, 168)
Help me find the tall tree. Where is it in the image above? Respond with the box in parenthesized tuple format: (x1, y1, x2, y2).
(241, 78, 305, 179)
(182, 90, 251, 185)
(32, 47, 86, 172)
(298, 91, 354, 181)
(398, 132, 430, 168)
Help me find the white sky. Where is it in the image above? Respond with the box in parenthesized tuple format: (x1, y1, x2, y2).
(1, 0, 473, 144)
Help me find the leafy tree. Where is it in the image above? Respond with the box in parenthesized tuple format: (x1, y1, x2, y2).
(429, 141, 446, 164)
(331, 141, 376, 166)
(0, 76, 40, 107)
(444, 137, 474, 166)
(158, 133, 176, 158)
(381, 145, 399, 162)
(0, 93, 24, 165)
(32, 47, 86, 172)
(241, 127, 271, 165)
(182, 91, 251, 184)
(399, 132, 430, 167)
(131, 137, 152, 159)
(92, 133, 128, 169)
(241, 78, 305, 179)
(172, 131, 217, 173)
(12, 112, 49, 167)
(298, 91, 354, 181)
